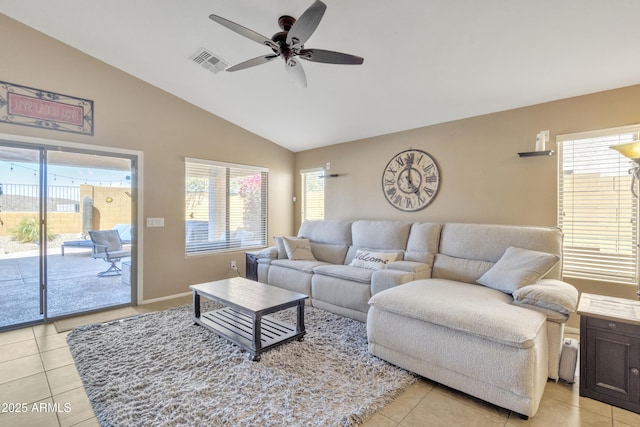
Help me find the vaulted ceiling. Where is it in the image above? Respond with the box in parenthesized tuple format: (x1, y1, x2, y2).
(2, 1, 640, 152)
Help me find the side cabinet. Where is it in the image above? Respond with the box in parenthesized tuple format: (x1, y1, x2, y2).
(245, 251, 259, 281)
(580, 314, 640, 414)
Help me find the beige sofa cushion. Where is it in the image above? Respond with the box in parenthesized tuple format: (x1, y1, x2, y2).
(349, 220, 411, 254)
(512, 279, 579, 315)
(313, 264, 373, 284)
(310, 242, 349, 264)
(432, 254, 494, 283)
(271, 259, 328, 273)
(404, 222, 442, 264)
(369, 279, 547, 349)
(477, 246, 559, 294)
(439, 223, 563, 280)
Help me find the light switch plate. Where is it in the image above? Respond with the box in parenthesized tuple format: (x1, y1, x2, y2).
(146, 217, 164, 227)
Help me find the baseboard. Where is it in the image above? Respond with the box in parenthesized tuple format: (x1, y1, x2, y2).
(140, 291, 191, 305)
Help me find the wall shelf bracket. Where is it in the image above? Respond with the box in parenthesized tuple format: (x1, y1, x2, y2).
(518, 150, 554, 157)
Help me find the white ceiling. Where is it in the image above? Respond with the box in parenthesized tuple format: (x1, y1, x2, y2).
(2, 1, 640, 152)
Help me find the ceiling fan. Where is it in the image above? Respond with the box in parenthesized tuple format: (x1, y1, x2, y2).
(209, 0, 364, 88)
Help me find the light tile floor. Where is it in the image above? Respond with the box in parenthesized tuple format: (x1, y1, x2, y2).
(1, 298, 639, 427)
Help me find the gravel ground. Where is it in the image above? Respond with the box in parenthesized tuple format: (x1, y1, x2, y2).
(0, 233, 83, 254)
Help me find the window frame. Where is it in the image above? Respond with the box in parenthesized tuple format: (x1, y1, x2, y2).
(185, 157, 268, 255)
(301, 168, 325, 221)
(557, 125, 640, 285)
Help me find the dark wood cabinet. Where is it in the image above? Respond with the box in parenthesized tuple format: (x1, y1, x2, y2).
(578, 293, 640, 414)
(245, 251, 259, 281)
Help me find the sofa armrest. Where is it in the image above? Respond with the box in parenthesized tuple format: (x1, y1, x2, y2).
(386, 260, 431, 275)
(257, 246, 279, 260)
(512, 279, 579, 322)
(371, 270, 416, 295)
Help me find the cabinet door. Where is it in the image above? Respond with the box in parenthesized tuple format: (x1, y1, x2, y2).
(583, 327, 640, 409)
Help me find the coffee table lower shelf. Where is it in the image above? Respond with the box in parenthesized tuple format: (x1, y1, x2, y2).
(195, 307, 304, 361)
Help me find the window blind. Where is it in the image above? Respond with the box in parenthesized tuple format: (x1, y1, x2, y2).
(558, 126, 640, 285)
(185, 158, 267, 255)
(301, 168, 325, 221)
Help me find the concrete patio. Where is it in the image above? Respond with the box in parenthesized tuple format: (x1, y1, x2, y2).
(0, 246, 131, 329)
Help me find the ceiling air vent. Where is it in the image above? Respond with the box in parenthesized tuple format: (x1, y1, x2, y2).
(190, 48, 229, 74)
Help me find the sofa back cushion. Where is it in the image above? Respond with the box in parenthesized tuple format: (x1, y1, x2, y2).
(310, 242, 349, 265)
(297, 220, 352, 264)
(298, 220, 353, 245)
(404, 222, 443, 265)
(345, 220, 411, 264)
(433, 223, 563, 283)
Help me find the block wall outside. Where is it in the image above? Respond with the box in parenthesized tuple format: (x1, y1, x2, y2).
(80, 185, 132, 231)
(0, 185, 131, 238)
(0, 212, 80, 237)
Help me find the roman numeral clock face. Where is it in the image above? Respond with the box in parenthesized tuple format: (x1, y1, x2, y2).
(382, 149, 440, 212)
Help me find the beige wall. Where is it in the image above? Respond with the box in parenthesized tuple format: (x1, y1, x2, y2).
(3, 13, 638, 326)
(296, 85, 640, 329)
(0, 15, 295, 301)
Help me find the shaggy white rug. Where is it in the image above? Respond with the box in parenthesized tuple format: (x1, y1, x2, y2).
(67, 303, 417, 426)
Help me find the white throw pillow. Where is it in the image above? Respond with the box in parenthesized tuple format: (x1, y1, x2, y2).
(282, 237, 316, 261)
(349, 249, 398, 270)
(476, 246, 559, 294)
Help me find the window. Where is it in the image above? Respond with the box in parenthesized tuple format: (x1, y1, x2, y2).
(558, 126, 640, 285)
(185, 158, 267, 255)
(301, 168, 325, 221)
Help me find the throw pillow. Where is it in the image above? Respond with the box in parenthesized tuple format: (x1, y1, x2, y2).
(476, 246, 559, 294)
(273, 236, 289, 259)
(512, 279, 579, 315)
(349, 249, 398, 270)
(282, 237, 316, 261)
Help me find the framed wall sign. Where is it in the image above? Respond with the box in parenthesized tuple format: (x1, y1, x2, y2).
(0, 80, 94, 135)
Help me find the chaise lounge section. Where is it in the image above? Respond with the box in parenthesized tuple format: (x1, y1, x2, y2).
(256, 219, 578, 418)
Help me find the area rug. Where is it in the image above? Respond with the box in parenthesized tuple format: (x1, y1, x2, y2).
(54, 306, 139, 332)
(67, 303, 417, 427)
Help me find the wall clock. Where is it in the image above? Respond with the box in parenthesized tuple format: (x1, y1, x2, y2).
(382, 149, 440, 212)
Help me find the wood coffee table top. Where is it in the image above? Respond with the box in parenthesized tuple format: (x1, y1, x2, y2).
(190, 277, 308, 315)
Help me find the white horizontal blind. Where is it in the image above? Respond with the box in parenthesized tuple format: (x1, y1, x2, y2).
(185, 158, 267, 255)
(558, 127, 640, 284)
(301, 168, 325, 221)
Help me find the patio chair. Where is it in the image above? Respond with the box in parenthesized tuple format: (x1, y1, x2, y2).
(88, 230, 131, 277)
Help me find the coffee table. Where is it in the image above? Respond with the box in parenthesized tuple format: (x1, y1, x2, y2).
(190, 277, 308, 361)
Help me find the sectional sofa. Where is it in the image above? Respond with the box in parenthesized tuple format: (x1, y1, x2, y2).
(256, 219, 579, 418)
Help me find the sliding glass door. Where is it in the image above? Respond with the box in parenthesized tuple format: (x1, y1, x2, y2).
(0, 144, 44, 327)
(45, 149, 135, 318)
(0, 140, 137, 330)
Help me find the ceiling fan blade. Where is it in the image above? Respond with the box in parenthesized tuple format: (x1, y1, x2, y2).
(286, 0, 327, 47)
(226, 54, 279, 72)
(209, 14, 277, 50)
(286, 58, 307, 88)
(299, 49, 364, 65)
